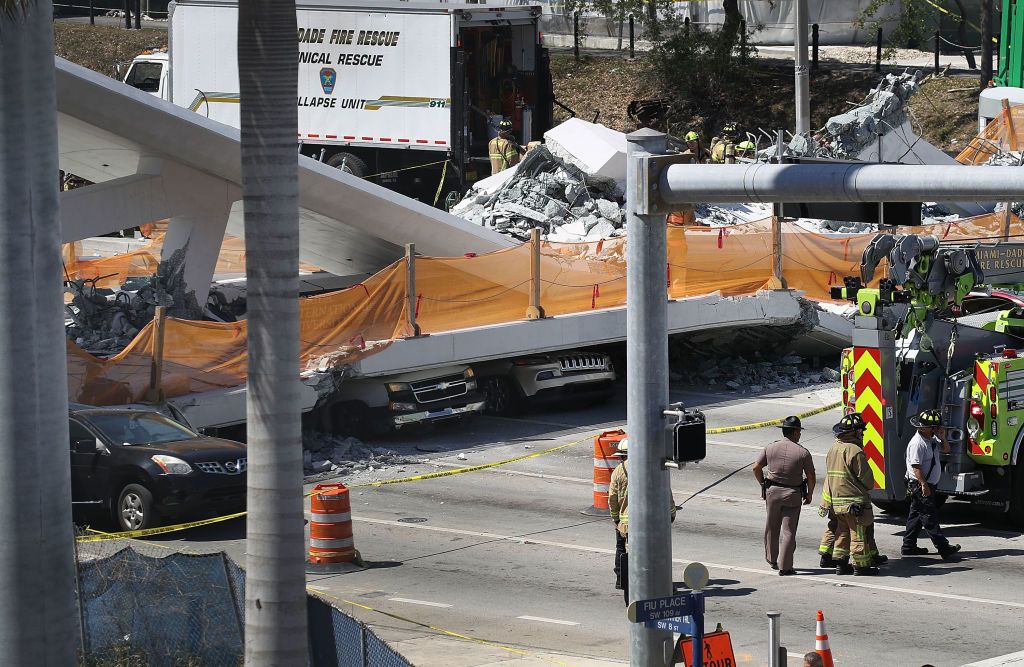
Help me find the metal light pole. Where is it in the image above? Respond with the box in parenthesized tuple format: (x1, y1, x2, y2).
(625, 129, 674, 666)
(794, 0, 810, 135)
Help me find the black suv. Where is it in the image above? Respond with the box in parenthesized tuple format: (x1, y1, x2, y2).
(69, 405, 247, 531)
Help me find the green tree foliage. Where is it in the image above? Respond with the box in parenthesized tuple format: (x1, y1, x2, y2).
(648, 15, 758, 133)
(858, 0, 935, 50)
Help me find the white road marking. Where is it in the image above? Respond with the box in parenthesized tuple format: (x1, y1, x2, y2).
(483, 415, 622, 431)
(430, 462, 768, 505)
(707, 438, 827, 457)
(516, 615, 580, 626)
(388, 597, 452, 608)
(489, 393, 835, 432)
(962, 650, 1024, 666)
(357, 517, 1024, 610)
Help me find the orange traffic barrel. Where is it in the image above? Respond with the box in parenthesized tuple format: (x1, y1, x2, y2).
(307, 483, 363, 572)
(581, 429, 626, 516)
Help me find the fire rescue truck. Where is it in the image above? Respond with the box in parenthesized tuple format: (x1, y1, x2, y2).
(833, 233, 1024, 525)
(123, 0, 553, 204)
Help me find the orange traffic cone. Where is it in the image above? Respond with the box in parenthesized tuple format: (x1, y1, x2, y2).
(815, 610, 835, 667)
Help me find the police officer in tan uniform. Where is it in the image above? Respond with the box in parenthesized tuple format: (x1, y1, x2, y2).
(752, 416, 816, 576)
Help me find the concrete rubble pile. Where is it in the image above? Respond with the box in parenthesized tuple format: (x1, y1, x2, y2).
(451, 144, 627, 243)
(667, 299, 842, 393)
(302, 431, 422, 479)
(65, 247, 203, 355)
(669, 353, 841, 393)
(693, 200, 958, 233)
(984, 150, 1024, 167)
(790, 71, 921, 159)
(64, 277, 170, 354)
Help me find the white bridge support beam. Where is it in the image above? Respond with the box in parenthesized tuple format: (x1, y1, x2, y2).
(61, 157, 239, 307)
(60, 173, 169, 242)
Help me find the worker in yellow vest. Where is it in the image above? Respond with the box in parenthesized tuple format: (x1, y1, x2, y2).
(609, 438, 676, 604)
(489, 119, 525, 175)
(736, 140, 756, 160)
(710, 122, 738, 163)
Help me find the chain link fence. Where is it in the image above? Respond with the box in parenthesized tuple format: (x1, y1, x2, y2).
(538, 1, 903, 47)
(75, 536, 412, 667)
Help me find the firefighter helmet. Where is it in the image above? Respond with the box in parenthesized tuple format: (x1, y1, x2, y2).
(909, 409, 942, 428)
(685, 131, 700, 142)
(614, 438, 629, 457)
(833, 412, 867, 435)
(498, 118, 513, 131)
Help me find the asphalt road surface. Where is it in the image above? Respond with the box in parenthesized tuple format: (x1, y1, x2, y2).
(125, 383, 1024, 666)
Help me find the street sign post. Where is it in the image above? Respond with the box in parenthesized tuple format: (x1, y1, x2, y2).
(627, 593, 695, 623)
(628, 591, 705, 667)
(645, 617, 692, 634)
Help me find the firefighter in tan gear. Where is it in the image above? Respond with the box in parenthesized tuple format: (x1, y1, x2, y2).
(488, 118, 525, 175)
(818, 413, 883, 576)
(710, 123, 738, 163)
(608, 439, 676, 603)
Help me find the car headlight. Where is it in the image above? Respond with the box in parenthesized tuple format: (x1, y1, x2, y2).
(386, 382, 411, 393)
(152, 455, 193, 475)
(389, 401, 417, 412)
(466, 380, 477, 391)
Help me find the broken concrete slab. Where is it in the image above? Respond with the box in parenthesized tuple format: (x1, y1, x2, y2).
(544, 118, 627, 195)
(452, 144, 627, 242)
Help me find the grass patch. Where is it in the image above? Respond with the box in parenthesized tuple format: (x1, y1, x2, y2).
(553, 53, 979, 152)
(906, 76, 982, 153)
(54, 23, 166, 79)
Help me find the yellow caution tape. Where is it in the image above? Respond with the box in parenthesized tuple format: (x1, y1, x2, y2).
(433, 158, 450, 207)
(363, 159, 448, 180)
(349, 435, 593, 489)
(77, 510, 248, 543)
(922, 0, 998, 43)
(310, 588, 581, 667)
(76, 401, 841, 542)
(705, 400, 842, 434)
(74, 436, 593, 542)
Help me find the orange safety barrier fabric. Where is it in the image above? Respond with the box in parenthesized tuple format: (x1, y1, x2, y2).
(66, 211, 1024, 406)
(956, 105, 1024, 165)
(63, 225, 317, 290)
(68, 262, 409, 404)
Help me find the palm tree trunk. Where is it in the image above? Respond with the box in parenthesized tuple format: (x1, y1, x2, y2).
(237, 0, 306, 663)
(0, 1, 79, 663)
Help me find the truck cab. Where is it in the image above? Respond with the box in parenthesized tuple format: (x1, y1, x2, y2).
(122, 49, 169, 100)
(313, 364, 485, 436)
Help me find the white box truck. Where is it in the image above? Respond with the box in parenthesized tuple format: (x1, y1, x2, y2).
(124, 0, 552, 204)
